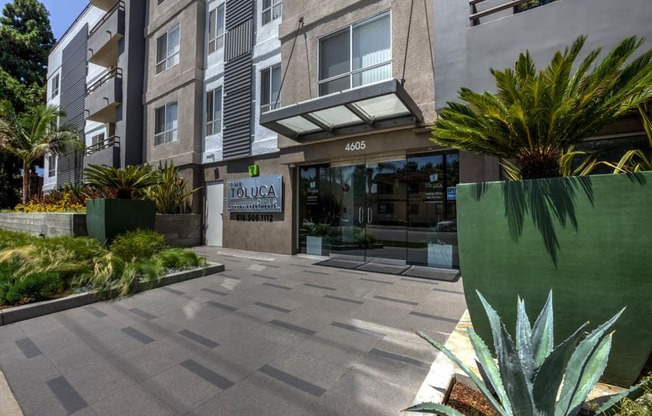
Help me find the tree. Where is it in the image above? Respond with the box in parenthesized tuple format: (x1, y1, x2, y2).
(0, 0, 55, 112)
(0, 0, 55, 208)
(0, 101, 82, 203)
(431, 36, 652, 179)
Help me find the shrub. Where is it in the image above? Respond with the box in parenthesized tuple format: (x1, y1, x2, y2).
(109, 229, 168, 261)
(0, 229, 36, 250)
(0, 270, 65, 305)
(156, 248, 206, 270)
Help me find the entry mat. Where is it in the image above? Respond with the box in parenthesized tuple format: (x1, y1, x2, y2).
(315, 258, 460, 282)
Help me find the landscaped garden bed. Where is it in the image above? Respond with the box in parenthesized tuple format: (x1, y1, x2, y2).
(0, 228, 211, 312)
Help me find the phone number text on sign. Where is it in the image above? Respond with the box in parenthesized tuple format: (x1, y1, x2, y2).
(234, 214, 274, 222)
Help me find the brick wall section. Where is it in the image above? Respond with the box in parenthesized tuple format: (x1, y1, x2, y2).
(0, 213, 201, 247)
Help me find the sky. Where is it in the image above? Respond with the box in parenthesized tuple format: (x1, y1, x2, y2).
(0, 0, 88, 40)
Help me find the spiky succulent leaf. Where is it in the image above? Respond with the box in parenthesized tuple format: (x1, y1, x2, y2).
(531, 291, 554, 367)
(532, 321, 589, 415)
(516, 297, 535, 381)
(403, 402, 466, 415)
(467, 328, 514, 414)
(555, 308, 625, 416)
(477, 292, 534, 415)
(414, 330, 509, 416)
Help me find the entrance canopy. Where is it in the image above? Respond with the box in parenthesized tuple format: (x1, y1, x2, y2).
(259, 79, 423, 142)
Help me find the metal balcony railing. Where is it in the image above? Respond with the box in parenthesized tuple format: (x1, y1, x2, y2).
(86, 67, 122, 95)
(86, 136, 120, 155)
(89, 1, 124, 36)
(470, 0, 558, 26)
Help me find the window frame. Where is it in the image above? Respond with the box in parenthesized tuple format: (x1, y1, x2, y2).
(206, 87, 223, 135)
(317, 12, 392, 96)
(261, 0, 282, 26)
(154, 101, 179, 146)
(47, 155, 56, 177)
(91, 132, 106, 148)
(260, 64, 281, 114)
(208, 4, 225, 55)
(156, 25, 180, 74)
(51, 74, 60, 99)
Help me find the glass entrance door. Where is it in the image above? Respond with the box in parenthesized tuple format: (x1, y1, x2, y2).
(298, 152, 459, 268)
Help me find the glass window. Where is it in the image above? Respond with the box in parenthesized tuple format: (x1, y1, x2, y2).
(47, 155, 56, 177)
(208, 4, 225, 54)
(318, 13, 391, 96)
(91, 132, 105, 149)
(51, 74, 59, 99)
(156, 25, 180, 74)
(206, 87, 222, 135)
(154, 101, 178, 145)
(262, 0, 282, 25)
(260, 64, 281, 113)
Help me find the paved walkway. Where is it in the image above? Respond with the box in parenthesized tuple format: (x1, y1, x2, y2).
(0, 248, 466, 416)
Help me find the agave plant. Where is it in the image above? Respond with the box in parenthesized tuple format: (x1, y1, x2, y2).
(84, 164, 162, 199)
(407, 291, 648, 416)
(431, 36, 652, 179)
(144, 160, 199, 214)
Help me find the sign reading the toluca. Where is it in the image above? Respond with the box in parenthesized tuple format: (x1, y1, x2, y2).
(227, 175, 283, 212)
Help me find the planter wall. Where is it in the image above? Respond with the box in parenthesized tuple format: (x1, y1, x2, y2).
(457, 172, 652, 386)
(86, 199, 156, 243)
(154, 214, 202, 247)
(0, 213, 86, 237)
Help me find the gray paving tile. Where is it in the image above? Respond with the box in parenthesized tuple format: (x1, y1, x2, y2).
(304, 283, 337, 291)
(127, 307, 156, 320)
(360, 277, 394, 284)
(323, 294, 364, 305)
(66, 361, 134, 405)
(121, 327, 154, 344)
(373, 295, 418, 306)
(201, 288, 228, 296)
(206, 300, 238, 312)
(11, 379, 69, 416)
(47, 375, 89, 414)
(262, 282, 292, 290)
(160, 286, 185, 295)
(91, 383, 177, 416)
(304, 270, 330, 275)
(0, 350, 61, 389)
(180, 359, 235, 390)
(330, 321, 385, 338)
(432, 287, 465, 295)
(409, 310, 459, 323)
(178, 329, 219, 349)
(255, 301, 292, 313)
(253, 273, 277, 280)
(84, 305, 108, 318)
(46, 342, 106, 374)
(259, 364, 326, 397)
(15, 337, 42, 358)
(369, 348, 430, 369)
(270, 319, 317, 336)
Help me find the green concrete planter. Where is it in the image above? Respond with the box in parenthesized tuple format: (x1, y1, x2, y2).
(457, 172, 652, 386)
(86, 199, 156, 244)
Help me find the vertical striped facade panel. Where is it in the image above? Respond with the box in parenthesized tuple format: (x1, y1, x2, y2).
(57, 26, 88, 186)
(223, 0, 254, 159)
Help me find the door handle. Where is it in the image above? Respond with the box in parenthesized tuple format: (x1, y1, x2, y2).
(359, 207, 364, 223)
(367, 207, 372, 224)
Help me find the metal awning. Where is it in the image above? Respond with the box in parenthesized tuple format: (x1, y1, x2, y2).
(259, 79, 423, 142)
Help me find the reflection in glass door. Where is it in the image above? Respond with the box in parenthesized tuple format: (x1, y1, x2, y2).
(297, 152, 459, 268)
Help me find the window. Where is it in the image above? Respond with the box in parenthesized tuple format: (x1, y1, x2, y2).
(262, 0, 282, 25)
(208, 4, 225, 54)
(260, 64, 281, 113)
(91, 132, 105, 149)
(206, 87, 222, 135)
(156, 25, 180, 74)
(158, 0, 165, 5)
(319, 13, 391, 96)
(51, 74, 59, 99)
(47, 155, 56, 177)
(154, 101, 178, 145)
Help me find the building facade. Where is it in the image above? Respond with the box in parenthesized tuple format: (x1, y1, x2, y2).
(47, 0, 651, 271)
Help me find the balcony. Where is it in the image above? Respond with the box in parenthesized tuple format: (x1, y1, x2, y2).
(90, 0, 119, 12)
(85, 67, 123, 123)
(84, 136, 121, 168)
(87, 1, 124, 67)
(470, 0, 558, 26)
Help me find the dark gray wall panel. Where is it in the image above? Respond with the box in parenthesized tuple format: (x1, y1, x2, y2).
(58, 25, 88, 186)
(223, 0, 254, 159)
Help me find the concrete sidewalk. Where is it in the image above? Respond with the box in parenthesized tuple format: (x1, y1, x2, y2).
(0, 247, 466, 415)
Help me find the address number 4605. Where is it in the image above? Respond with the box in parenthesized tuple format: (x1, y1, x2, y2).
(345, 140, 366, 151)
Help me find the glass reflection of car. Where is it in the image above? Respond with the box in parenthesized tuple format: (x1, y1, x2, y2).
(435, 219, 457, 232)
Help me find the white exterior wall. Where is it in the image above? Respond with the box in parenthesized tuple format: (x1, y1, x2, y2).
(44, 6, 105, 192)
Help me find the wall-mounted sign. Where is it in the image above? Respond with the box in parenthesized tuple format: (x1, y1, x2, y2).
(227, 175, 282, 212)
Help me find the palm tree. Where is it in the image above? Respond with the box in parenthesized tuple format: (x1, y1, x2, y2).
(431, 36, 652, 179)
(0, 101, 82, 203)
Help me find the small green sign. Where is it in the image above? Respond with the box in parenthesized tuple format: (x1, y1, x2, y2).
(248, 164, 259, 177)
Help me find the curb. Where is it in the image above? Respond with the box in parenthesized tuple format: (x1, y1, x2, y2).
(0, 262, 224, 326)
